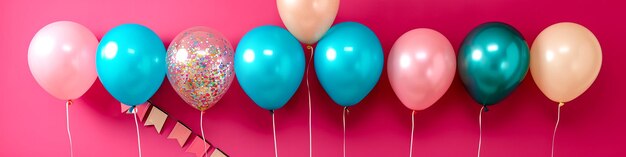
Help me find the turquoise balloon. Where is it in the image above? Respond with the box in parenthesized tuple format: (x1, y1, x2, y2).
(458, 22, 529, 106)
(96, 24, 166, 106)
(314, 22, 383, 107)
(234, 25, 305, 111)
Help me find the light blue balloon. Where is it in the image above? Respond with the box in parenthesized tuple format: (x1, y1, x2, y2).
(96, 24, 166, 106)
(314, 22, 384, 107)
(234, 25, 305, 111)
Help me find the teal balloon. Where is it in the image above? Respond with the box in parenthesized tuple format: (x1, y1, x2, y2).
(314, 22, 383, 107)
(458, 22, 529, 106)
(96, 24, 166, 106)
(234, 25, 305, 111)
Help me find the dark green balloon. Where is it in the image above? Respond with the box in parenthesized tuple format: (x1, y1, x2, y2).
(458, 22, 529, 106)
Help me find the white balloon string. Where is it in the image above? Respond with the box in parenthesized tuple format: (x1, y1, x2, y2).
(306, 45, 314, 157)
(343, 107, 347, 157)
(66, 100, 74, 157)
(201, 111, 207, 157)
(272, 111, 278, 157)
(410, 110, 415, 157)
(552, 103, 562, 157)
(478, 106, 484, 157)
(133, 109, 142, 157)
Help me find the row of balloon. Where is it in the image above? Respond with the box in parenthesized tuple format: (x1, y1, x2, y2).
(27, 1, 601, 157)
(273, 1, 599, 157)
(27, 22, 157, 157)
(238, 1, 381, 157)
(391, 22, 601, 114)
(27, 22, 223, 157)
(25, 0, 343, 156)
(391, 22, 601, 157)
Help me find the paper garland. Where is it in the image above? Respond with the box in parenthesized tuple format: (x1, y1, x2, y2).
(124, 102, 228, 157)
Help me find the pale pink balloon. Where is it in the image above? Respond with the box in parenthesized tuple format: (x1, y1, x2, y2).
(388, 28, 456, 111)
(28, 21, 98, 100)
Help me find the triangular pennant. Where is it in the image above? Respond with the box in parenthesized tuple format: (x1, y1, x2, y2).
(136, 102, 151, 122)
(185, 136, 211, 157)
(122, 102, 151, 115)
(210, 148, 228, 157)
(167, 121, 191, 147)
(121, 103, 131, 113)
(144, 106, 168, 133)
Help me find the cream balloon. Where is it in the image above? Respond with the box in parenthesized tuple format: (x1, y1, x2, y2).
(530, 22, 602, 105)
(277, 0, 339, 44)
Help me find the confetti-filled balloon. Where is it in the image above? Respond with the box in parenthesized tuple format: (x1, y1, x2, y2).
(166, 27, 235, 111)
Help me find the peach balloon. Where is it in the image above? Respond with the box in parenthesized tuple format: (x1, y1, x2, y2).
(530, 22, 602, 105)
(388, 28, 456, 111)
(277, 0, 339, 44)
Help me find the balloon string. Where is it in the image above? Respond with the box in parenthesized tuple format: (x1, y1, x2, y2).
(343, 107, 347, 157)
(552, 103, 562, 157)
(65, 100, 74, 157)
(272, 111, 278, 157)
(410, 110, 415, 157)
(306, 45, 314, 157)
(133, 109, 142, 157)
(478, 106, 484, 157)
(201, 111, 207, 157)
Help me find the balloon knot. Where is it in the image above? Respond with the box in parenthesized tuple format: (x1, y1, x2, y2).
(558, 102, 565, 107)
(483, 105, 489, 112)
(129, 106, 136, 113)
(270, 110, 274, 114)
(66, 100, 73, 106)
(306, 45, 313, 50)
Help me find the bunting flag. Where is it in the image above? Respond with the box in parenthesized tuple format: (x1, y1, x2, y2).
(144, 106, 168, 133)
(186, 136, 211, 157)
(167, 122, 192, 147)
(210, 148, 227, 157)
(124, 102, 228, 156)
(135, 102, 151, 122)
(121, 102, 151, 122)
(121, 103, 131, 113)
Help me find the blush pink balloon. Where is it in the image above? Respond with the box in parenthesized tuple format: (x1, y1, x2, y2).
(28, 21, 98, 100)
(388, 28, 456, 111)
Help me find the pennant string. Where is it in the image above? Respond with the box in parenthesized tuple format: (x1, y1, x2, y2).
(201, 111, 207, 157)
(410, 110, 415, 157)
(478, 106, 484, 157)
(306, 45, 314, 157)
(66, 100, 74, 157)
(272, 111, 278, 157)
(552, 103, 562, 157)
(129, 101, 230, 156)
(133, 109, 143, 157)
(343, 107, 347, 157)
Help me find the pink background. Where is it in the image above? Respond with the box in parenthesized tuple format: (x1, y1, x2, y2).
(1, 0, 625, 156)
